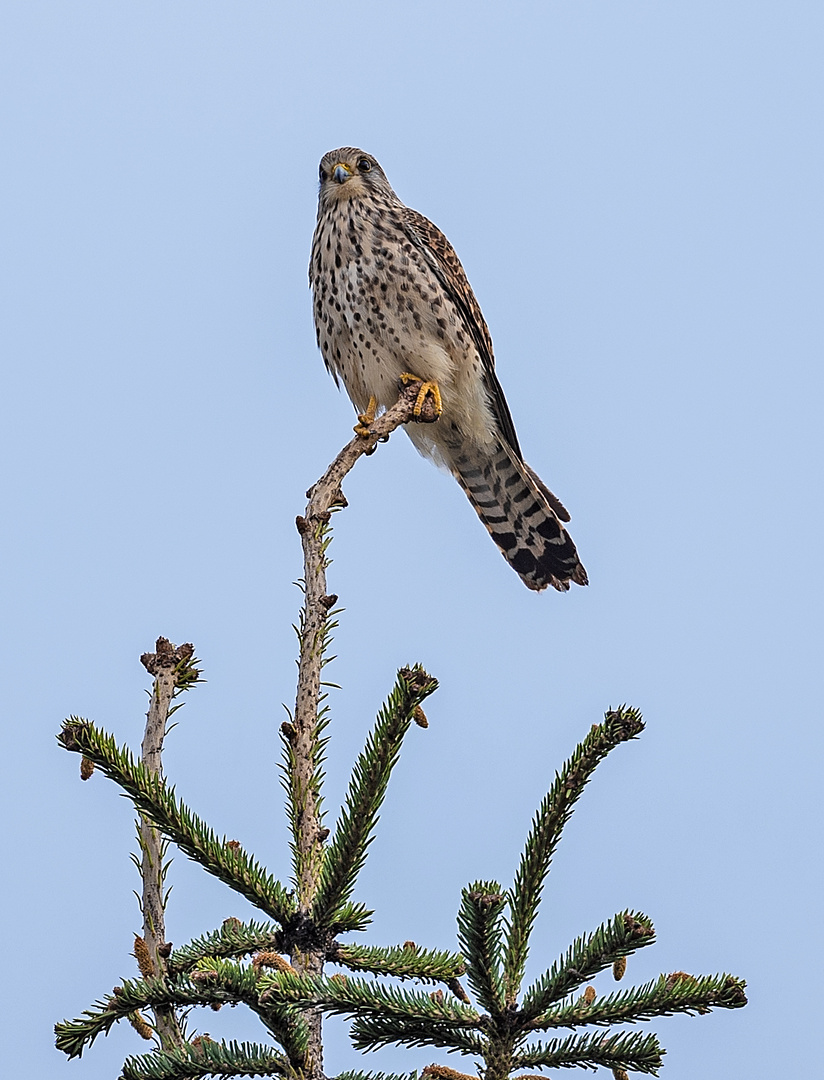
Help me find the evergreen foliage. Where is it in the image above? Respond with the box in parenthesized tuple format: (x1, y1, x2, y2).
(313, 666, 439, 929)
(165, 919, 284, 977)
(57, 718, 295, 925)
(518, 911, 655, 1022)
(502, 710, 644, 1005)
(259, 711, 747, 1080)
(456, 883, 507, 1016)
(56, 650, 747, 1080)
(55, 423, 746, 1078)
(120, 1040, 291, 1079)
(332, 944, 465, 984)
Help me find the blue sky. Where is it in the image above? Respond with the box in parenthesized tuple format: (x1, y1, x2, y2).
(2, 2, 821, 1077)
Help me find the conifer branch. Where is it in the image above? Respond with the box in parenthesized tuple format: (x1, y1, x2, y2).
(55, 975, 240, 1059)
(292, 384, 427, 914)
(136, 637, 199, 1052)
(265, 972, 480, 1029)
(511, 1029, 662, 1074)
(456, 883, 507, 1017)
(188, 959, 309, 1062)
(503, 708, 644, 1004)
(332, 943, 465, 984)
(283, 592, 333, 909)
(120, 1039, 292, 1080)
(313, 666, 438, 928)
(57, 718, 295, 924)
(518, 911, 655, 1022)
(288, 384, 428, 1078)
(325, 901, 375, 935)
(166, 918, 283, 977)
(530, 972, 747, 1031)
(56, 961, 308, 1064)
(349, 1016, 487, 1055)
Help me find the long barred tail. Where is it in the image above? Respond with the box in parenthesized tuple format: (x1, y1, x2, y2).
(451, 441, 588, 592)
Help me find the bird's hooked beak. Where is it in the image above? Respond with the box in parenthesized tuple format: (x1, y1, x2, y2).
(332, 162, 353, 184)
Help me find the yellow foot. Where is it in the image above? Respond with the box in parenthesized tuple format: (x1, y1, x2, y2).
(353, 395, 378, 437)
(399, 373, 443, 419)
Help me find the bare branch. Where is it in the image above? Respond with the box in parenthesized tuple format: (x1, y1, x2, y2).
(303, 381, 436, 524)
(287, 382, 435, 1078)
(290, 383, 432, 918)
(136, 637, 196, 1052)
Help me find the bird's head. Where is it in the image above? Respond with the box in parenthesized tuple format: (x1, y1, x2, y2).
(317, 147, 395, 206)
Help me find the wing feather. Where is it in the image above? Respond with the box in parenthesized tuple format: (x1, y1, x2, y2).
(400, 207, 522, 458)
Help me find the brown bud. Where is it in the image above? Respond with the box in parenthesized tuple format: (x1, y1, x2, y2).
(60, 723, 82, 751)
(140, 638, 170, 674)
(612, 1070, 629, 1080)
(280, 721, 297, 742)
(127, 1010, 153, 1040)
(318, 827, 330, 842)
(413, 706, 429, 728)
(403, 940, 417, 951)
(421, 1066, 476, 1080)
(252, 952, 297, 975)
(225, 839, 241, 852)
(613, 955, 627, 981)
(446, 978, 470, 1004)
(133, 934, 155, 978)
(157, 941, 173, 958)
(583, 985, 596, 1005)
(621, 913, 653, 940)
(222, 916, 242, 931)
(140, 638, 196, 677)
(321, 594, 339, 609)
(665, 971, 693, 991)
(80, 757, 94, 781)
(429, 989, 444, 1004)
(191, 969, 218, 983)
(468, 890, 504, 906)
(251, 951, 269, 971)
(721, 975, 748, 1007)
(295, 515, 308, 534)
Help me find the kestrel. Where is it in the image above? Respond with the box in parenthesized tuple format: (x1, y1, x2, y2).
(309, 147, 587, 592)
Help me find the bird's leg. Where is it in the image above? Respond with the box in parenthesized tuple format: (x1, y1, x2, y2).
(399, 372, 443, 420)
(353, 394, 378, 437)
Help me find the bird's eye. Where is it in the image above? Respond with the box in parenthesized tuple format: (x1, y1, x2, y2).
(319, 166, 327, 182)
(357, 158, 372, 173)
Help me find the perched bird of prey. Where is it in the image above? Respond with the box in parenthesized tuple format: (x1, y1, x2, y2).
(309, 147, 587, 592)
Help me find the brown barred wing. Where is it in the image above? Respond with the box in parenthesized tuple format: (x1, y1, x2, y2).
(400, 206, 523, 459)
